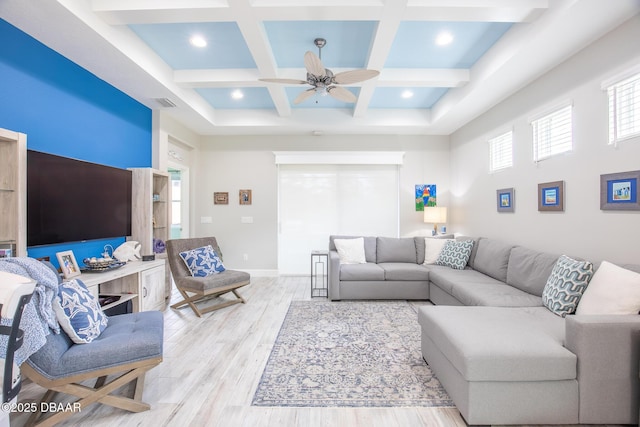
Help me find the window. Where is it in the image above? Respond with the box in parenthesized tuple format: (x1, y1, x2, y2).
(488, 131, 513, 172)
(531, 104, 573, 162)
(606, 72, 640, 145)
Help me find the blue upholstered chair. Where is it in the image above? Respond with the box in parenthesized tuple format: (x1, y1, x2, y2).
(166, 237, 250, 317)
(18, 262, 164, 427)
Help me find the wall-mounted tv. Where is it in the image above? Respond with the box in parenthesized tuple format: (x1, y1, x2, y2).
(27, 150, 132, 247)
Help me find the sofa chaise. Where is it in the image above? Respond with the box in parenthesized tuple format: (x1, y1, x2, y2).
(328, 234, 640, 425)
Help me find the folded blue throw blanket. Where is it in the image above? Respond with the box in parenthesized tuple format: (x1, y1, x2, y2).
(0, 257, 60, 365)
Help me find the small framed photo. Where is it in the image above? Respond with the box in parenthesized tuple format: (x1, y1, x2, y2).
(239, 189, 252, 205)
(496, 188, 515, 213)
(538, 180, 564, 212)
(214, 192, 229, 205)
(56, 250, 81, 279)
(600, 170, 640, 211)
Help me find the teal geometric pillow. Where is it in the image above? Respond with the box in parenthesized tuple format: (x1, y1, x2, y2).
(53, 279, 108, 344)
(435, 240, 474, 270)
(179, 245, 226, 277)
(542, 255, 594, 317)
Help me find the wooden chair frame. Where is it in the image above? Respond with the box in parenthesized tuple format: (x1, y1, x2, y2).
(170, 280, 249, 317)
(21, 356, 162, 427)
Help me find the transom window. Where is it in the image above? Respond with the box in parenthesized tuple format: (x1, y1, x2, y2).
(531, 104, 573, 162)
(488, 131, 513, 172)
(606, 72, 640, 145)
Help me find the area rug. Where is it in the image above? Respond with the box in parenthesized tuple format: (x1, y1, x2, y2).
(252, 301, 454, 407)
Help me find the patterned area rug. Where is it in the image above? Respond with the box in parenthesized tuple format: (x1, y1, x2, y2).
(252, 301, 454, 407)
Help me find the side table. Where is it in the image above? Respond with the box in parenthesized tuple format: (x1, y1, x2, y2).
(310, 250, 329, 298)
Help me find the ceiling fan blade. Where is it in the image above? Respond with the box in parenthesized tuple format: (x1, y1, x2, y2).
(294, 88, 316, 104)
(327, 86, 357, 103)
(304, 51, 326, 77)
(333, 69, 380, 84)
(259, 78, 308, 85)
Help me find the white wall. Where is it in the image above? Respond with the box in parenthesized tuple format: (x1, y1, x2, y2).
(450, 15, 640, 264)
(195, 134, 450, 272)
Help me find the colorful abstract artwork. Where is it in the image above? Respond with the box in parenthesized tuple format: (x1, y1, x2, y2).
(415, 184, 437, 211)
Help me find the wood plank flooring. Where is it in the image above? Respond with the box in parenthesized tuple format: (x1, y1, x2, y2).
(11, 276, 623, 427)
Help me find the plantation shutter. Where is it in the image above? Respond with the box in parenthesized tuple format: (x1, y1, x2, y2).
(531, 104, 573, 162)
(488, 131, 513, 172)
(607, 72, 640, 145)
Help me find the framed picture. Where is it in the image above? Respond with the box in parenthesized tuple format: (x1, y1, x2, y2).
(496, 188, 515, 213)
(56, 250, 81, 279)
(415, 184, 436, 211)
(239, 189, 252, 205)
(600, 169, 640, 211)
(538, 180, 564, 212)
(214, 192, 229, 205)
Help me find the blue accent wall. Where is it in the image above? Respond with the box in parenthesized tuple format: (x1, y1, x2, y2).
(0, 19, 152, 266)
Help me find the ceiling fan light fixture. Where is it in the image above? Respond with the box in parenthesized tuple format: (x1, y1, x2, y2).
(435, 31, 453, 46)
(189, 35, 207, 48)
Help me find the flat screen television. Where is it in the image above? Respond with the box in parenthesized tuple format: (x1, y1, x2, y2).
(27, 150, 132, 246)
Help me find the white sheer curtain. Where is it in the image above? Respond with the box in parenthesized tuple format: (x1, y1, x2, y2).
(277, 163, 399, 275)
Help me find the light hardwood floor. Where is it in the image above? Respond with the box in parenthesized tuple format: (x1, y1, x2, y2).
(12, 276, 624, 427)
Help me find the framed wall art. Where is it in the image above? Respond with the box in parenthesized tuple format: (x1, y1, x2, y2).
(496, 188, 515, 213)
(538, 180, 564, 212)
(239, 189, 252, 205)
(600, 170, 640, 211)
(56, 250, 81, 279)
(214, 192, 229, 205)
(415, 184, 436, 211)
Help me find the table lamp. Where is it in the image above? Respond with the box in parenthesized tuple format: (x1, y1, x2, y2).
(424, 206, 447, 236)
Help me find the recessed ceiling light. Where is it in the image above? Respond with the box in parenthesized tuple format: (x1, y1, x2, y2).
(435, 31, 453, 46)
(401, 90, 414, 99)
(231, 90, 244, 100)
(189, 35, 207, 48)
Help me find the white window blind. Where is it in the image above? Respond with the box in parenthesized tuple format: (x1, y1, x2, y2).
(531, 104, 573, 162)
(488, 131, 513, 172)
(607, 72, 640, 145)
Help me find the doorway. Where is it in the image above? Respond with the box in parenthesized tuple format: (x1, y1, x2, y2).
(168, 166, 189, 239)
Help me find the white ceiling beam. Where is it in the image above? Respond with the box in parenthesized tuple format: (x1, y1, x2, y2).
(379, 69, 470, 87)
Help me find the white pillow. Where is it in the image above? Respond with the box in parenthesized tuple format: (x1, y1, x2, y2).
(576, 261, 640, 315)
(334, 238, 367, 264)
(423, 238, 454, 265)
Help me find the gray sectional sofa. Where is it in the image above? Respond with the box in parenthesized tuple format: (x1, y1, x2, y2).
(328, 234, 640, 426)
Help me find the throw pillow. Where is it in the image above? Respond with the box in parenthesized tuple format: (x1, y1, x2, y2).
(53, 279, 108, 344)
(179, 245, 226, 277)
(423, 238, 453, 265)
(542, 255, 594, 317)
(576, 261, 640, 315)
(435, 240, 474, 270)
(334, 238, 367, 264)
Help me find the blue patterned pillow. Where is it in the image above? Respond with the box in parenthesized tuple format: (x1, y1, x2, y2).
(179, 245, 226, 277)
(542, 255, 594, 317)
(53, 279, 108, 344)
(435, 240, 474, 270)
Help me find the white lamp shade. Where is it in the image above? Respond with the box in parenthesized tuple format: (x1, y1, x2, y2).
(423, 206, 447, 224)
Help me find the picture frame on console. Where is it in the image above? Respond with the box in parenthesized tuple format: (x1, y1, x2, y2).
(600, 169, 640, 211)
(56, 250, 81, 279)
(538, 180, 564, 212)
(496, 188, 515, 213)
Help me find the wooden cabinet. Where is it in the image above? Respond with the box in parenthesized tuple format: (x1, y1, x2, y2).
(129, 168, 171, 298)
(0, 128, 27, 257)
(140, 264, 165, 311)
(81, 259, 166, 312)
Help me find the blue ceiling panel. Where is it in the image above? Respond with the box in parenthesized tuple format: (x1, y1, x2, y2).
(196, 87, 274, 109)
(386, 22, 513, 68)
(264, 21, 377, 68)
(369, 87, 449, 109)
(286, 87, 360, 108)
(129, 22, 256, 69)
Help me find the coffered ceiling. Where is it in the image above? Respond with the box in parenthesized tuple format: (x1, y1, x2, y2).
(1, 0, 638, 135)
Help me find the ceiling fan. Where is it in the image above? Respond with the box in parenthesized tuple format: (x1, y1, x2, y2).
(260, 38, 380, 104)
